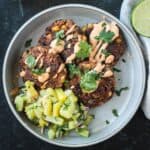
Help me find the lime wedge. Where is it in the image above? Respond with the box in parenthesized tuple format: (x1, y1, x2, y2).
(131, 0, 150, 37)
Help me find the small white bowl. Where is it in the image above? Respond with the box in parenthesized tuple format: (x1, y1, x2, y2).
(2, 4, 146, 147)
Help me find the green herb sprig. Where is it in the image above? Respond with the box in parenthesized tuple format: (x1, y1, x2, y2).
(55, 30, 65, 44)
(80, 70, 101, 92)
(101, 49, 111, 57)
(25, 55, 36, 68)
(115, 87, 129, 96)
(95, 29, 114, 43)
(113, 67, 121, 72)
(112, 109, 119, 117)
(67, 64, 81, 78)
(76, 41, 92, 60)
(24, 39, 32, 48)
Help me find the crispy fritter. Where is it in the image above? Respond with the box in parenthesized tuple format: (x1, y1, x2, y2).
(19, 46, 67, 88)
(39, 19, 86, 62)
(82, 24, 126, 65)
(69, 76, 115, 107)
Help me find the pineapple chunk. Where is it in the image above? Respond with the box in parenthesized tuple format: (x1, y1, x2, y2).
(53, 102, 61, 117)
(43, 99, 52, 116)
(25, 81, 38, 100)
(39, 119, 48, 127)
(55, 88, 67, 103)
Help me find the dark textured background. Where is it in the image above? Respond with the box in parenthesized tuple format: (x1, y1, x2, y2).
(1, 0, 150, 150)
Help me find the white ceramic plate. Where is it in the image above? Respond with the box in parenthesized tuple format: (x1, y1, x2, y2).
(3, 4, 146, 147)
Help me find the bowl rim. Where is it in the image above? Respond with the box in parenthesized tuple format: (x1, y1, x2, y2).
(2, 3, 146, 148)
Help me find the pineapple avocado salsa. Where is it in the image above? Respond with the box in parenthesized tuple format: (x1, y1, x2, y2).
(14, 19, 126, 139)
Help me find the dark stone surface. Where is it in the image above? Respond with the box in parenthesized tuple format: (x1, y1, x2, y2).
(0, 0, 150, 150)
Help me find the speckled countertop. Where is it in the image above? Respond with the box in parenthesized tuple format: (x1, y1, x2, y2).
(0, 0, 150, 150)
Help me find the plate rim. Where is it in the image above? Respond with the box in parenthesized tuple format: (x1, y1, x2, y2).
(2, 3, 146, 147)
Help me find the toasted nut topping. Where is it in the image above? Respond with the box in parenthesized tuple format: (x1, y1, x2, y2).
(38, 73, 49, 83)
(105, 55, 115, 64)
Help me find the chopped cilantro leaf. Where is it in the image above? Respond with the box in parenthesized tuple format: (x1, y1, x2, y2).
(112, 109, 119, 117)
(56, 30, 65, 39)
(95, 28, 114, 43)
(55, 30, 65, 44)
(101, 49, 111, 57)
(113, 67, 121, 72)
(32, 68, 45, 75)
(106, 120, 110, 124)
(76, 41, 92, 60)
(67, 64, 81, 78)
(80, 70, 100, 92)
(24, 39, 32, 48)
(115, 87, 129, 96)
(122, 58, 126, 63)
(25, 55, 36, 68)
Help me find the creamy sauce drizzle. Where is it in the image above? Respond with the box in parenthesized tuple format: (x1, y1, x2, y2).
(57, 63, 65, 73)
(65, 24, 76, 35)
(49, 39, 65, 54)
(37, 21, 120, 85)
(90, 21, 119, 73)
(90, 21, 105, 48)
(65, 41, 80, 63)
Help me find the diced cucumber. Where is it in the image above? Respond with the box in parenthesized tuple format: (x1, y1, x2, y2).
(25, 109, 35, 120)
(14, 95, 26, 111)
(68, 94, 78, 102)
(55, 128, 64, 138)
(34, 106, 43, 119)
(84, 115, 94, 125)
(68, 121, 77, 130)
(45, 116, 64, 126)
(64, 89, 73, 96)
(65, 90, 77, 102)
(60, 98, 77, 119)
(40, 88, 56, 98)
(77, 128, 89, 137)
(48, 125, 56, 139)
(72, 112, 81, 120)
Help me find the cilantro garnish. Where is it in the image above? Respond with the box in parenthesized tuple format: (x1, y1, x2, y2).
(76, 41, 92, 60)
(113, 67, 121, 72)
(106, 120, 110, 124)
(55, 30, 65, 44)
(25, 55, 36, 68)
(101, 49, 111, 57)
(80, 70, 100, 92)
(24, 39, 32, 48)
(95, 28, 114, 43)
(112, 109, 119, 117)
(122, 58, 126, 63)
(67, 64, 81, 78)
(56, 30, 65, 39)
(32, 68, 45, 75)
(115, 87, 129, 96)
